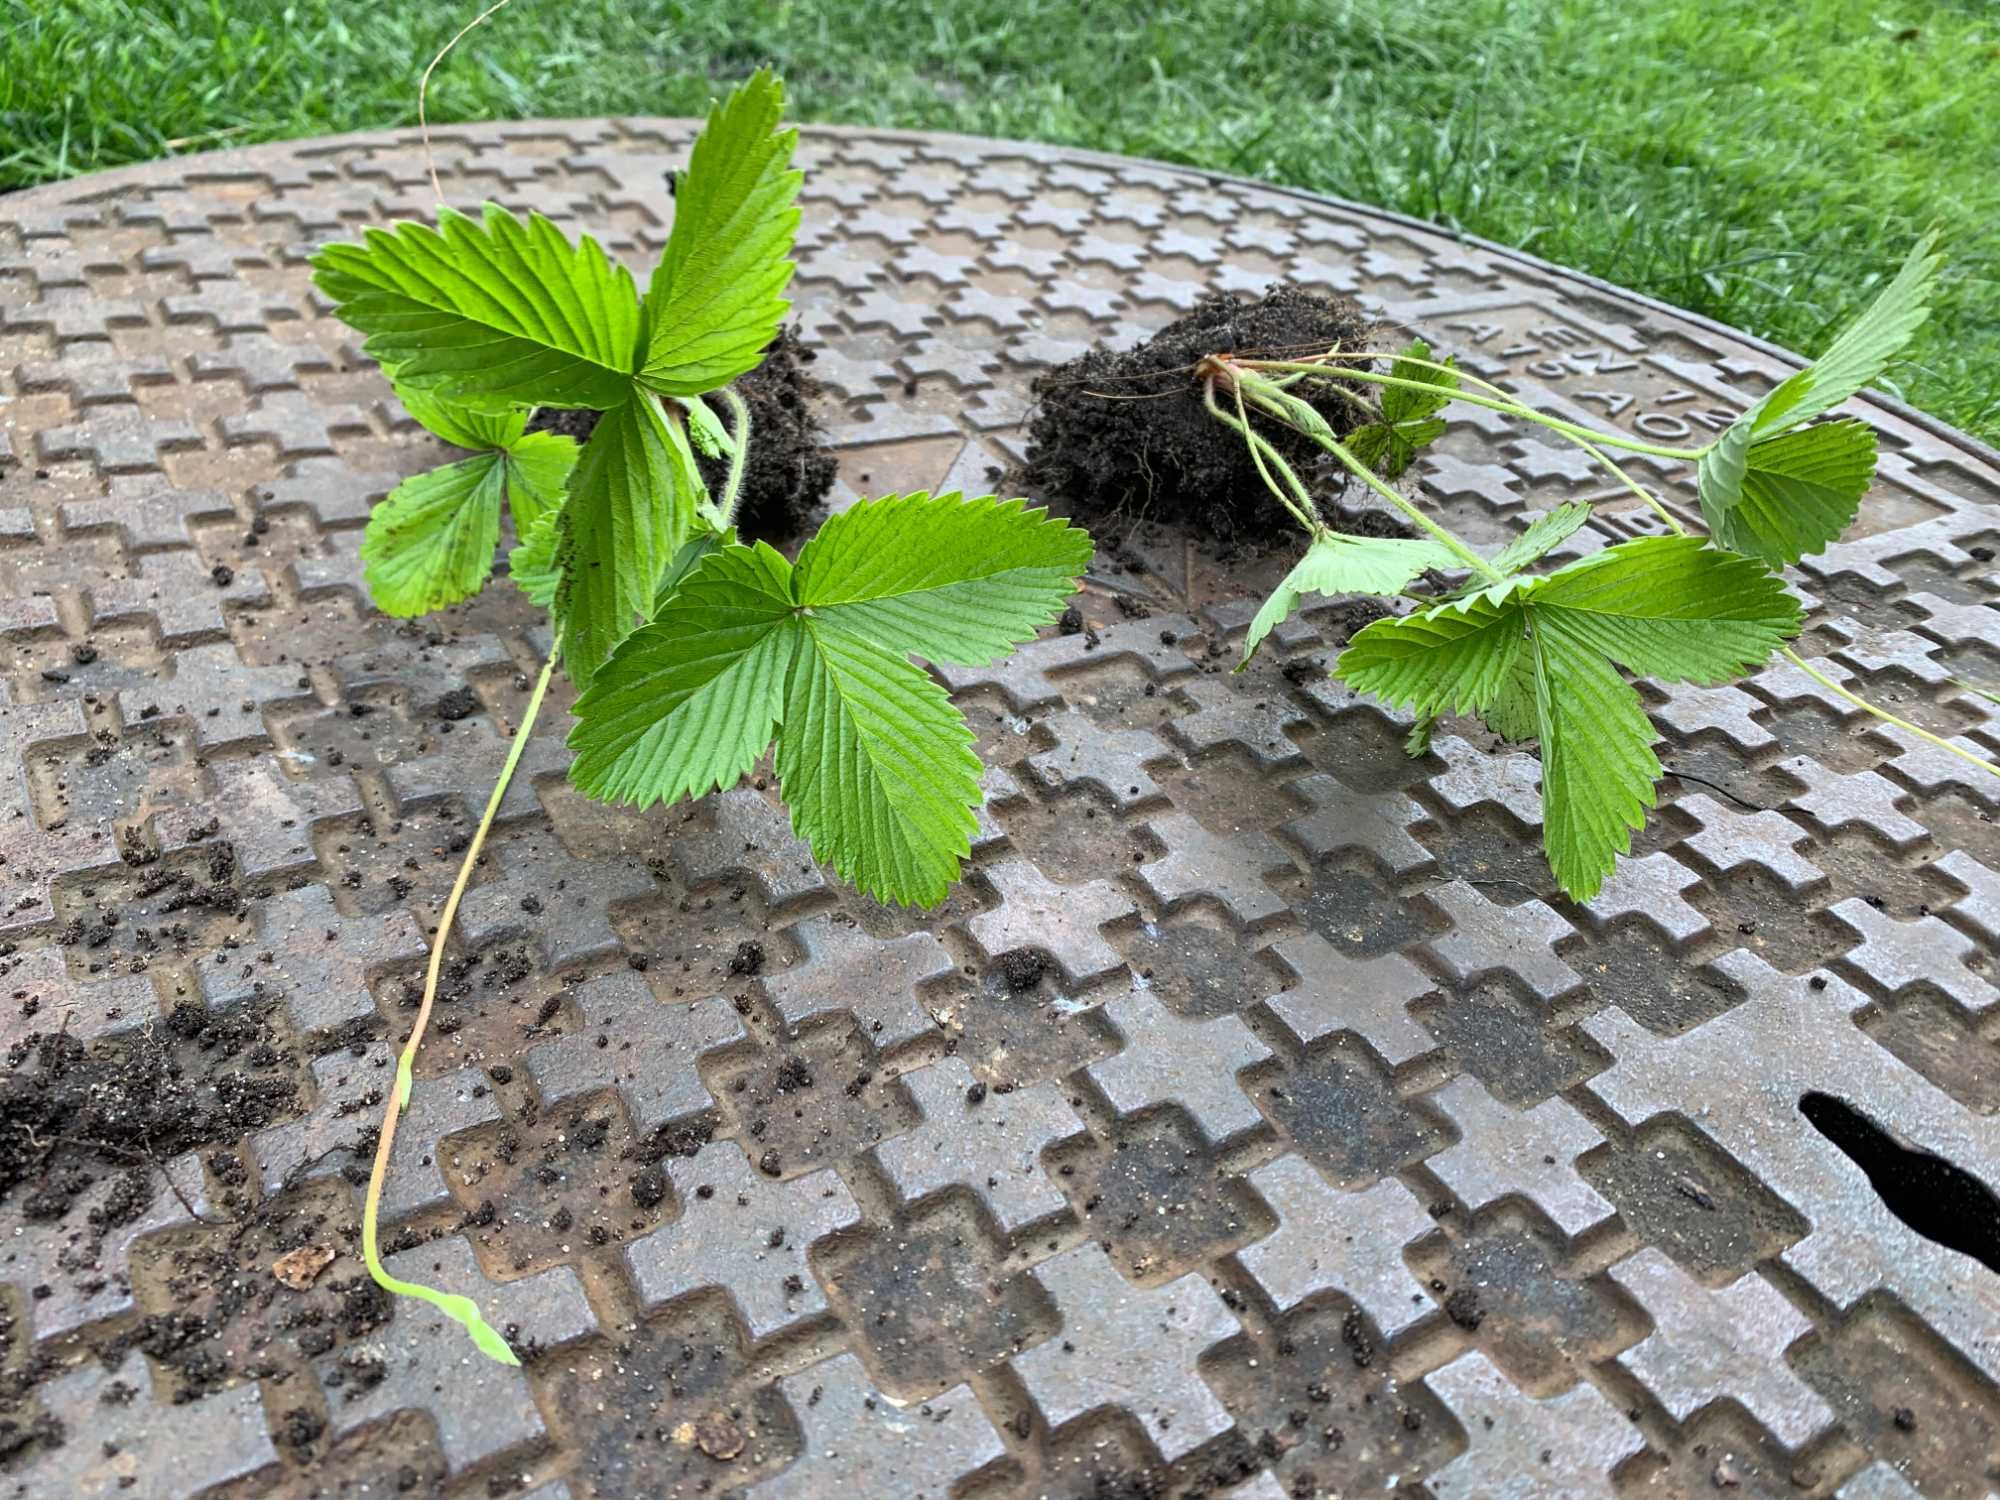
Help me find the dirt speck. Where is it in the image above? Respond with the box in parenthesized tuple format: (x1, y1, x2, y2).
(271, 1244, 337, 1290)
(694, 1410, 747, 1461)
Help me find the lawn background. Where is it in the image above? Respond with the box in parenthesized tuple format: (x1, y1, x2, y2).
(3, 0, 1996, 442)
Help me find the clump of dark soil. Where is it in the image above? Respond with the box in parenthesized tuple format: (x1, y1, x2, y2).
(1000, 950, 1049, 993)
(531, 327, 836, 542)
(1021, 285, 1379, 543)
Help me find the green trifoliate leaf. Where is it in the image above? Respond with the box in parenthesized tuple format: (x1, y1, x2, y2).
(776, 617, 982, 907)
(1706, 420, 1876, 568)
(360, 455, 508, 617)
(1528, 611, 1662, 902)
(792, 492, 1092, 664)
(1530, 536, 1802, 683)
(558, 395, 696, 691)
(1745, 229, 1943, 438)
(1345, 339, 1457, 478)
(569, 542, 799, 807)
(1695, 232, 1937, 562)
(566, 497, 1090, 907)
(1485, 502, 1593, 577)
(1238, 531, 1460, 667)
(1338, 535, 1800, 901)
(314, 203, 641, 412)
(640, 70, 802, 397)
(509, 505, 563, 612)
(388, 372, 576, 535)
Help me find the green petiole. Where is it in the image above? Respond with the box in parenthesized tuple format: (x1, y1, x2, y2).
(1243, 357, 1711, 463)
(1233, 369, 1503, 580)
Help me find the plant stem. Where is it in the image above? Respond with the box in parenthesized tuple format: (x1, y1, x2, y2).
(1202, 380, 1322, 537)
(1326, 349, 1690, 533)
(1236, 375, 1501, 581)
(1247, 347, 1693, 535)
(360, 629, 564, 1366)
(1562, 434, 1690, 536)
(714, 387, 754, 529)
(1244, 358, 1708, 461)
(1780, 648, 2000, 780)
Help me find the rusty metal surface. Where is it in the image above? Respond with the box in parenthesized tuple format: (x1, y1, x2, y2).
(1, 120, 1997, 1500)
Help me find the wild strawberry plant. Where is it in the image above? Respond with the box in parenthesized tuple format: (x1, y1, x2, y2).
(1203, 232, 1996, 902)
(311, 71, 1091, 1361)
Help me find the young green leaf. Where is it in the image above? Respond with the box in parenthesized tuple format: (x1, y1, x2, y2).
(792, 492, 1094, 664)
(1485, 502, 1593, 577)
(501, 430, 578, 533)
(1694, 413, 1754, 532)
(1346, 417, 1444, 479)
(509, 505, 563, 612)
(558, 396, 697, 690)
(1238, 531, 1460, 667)
(1695, 233, 1938, 561)
(640, 69, 802, 398)
(361, 455, 507, 617)
(680, 394, 735, 459)
(1344, 338, 1457, 478)
(314, 203, 641, 412)
(569, 542, 799, 806)
(388, 375, 576, 532)
(567, 495, 1092, 905)
(1705, 420, 1875, 567)
(1746, 230, 1943, 437)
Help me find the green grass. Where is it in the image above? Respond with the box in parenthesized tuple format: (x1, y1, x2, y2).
(5, 0, 1997, 441)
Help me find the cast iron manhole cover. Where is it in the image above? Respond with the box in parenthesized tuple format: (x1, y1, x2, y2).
(2, 121, 1998, 1499)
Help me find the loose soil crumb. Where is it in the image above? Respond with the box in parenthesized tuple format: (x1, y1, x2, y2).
(532, 327, 835, 542)
(0, 1000, 298, 1217)
(1022, 285, 1378, 543)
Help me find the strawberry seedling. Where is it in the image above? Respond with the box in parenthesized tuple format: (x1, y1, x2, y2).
(1196, 233, 1995, 902)
(312, 71, 1092, 1361)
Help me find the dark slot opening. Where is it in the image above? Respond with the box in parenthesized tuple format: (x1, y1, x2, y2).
(1798, 1091, 2000, 1278)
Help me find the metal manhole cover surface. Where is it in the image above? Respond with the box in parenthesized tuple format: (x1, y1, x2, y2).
(1, 120, 1997, 1500)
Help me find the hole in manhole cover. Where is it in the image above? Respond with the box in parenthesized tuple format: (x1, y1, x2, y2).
(1799, 1090, 2000, 1276)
